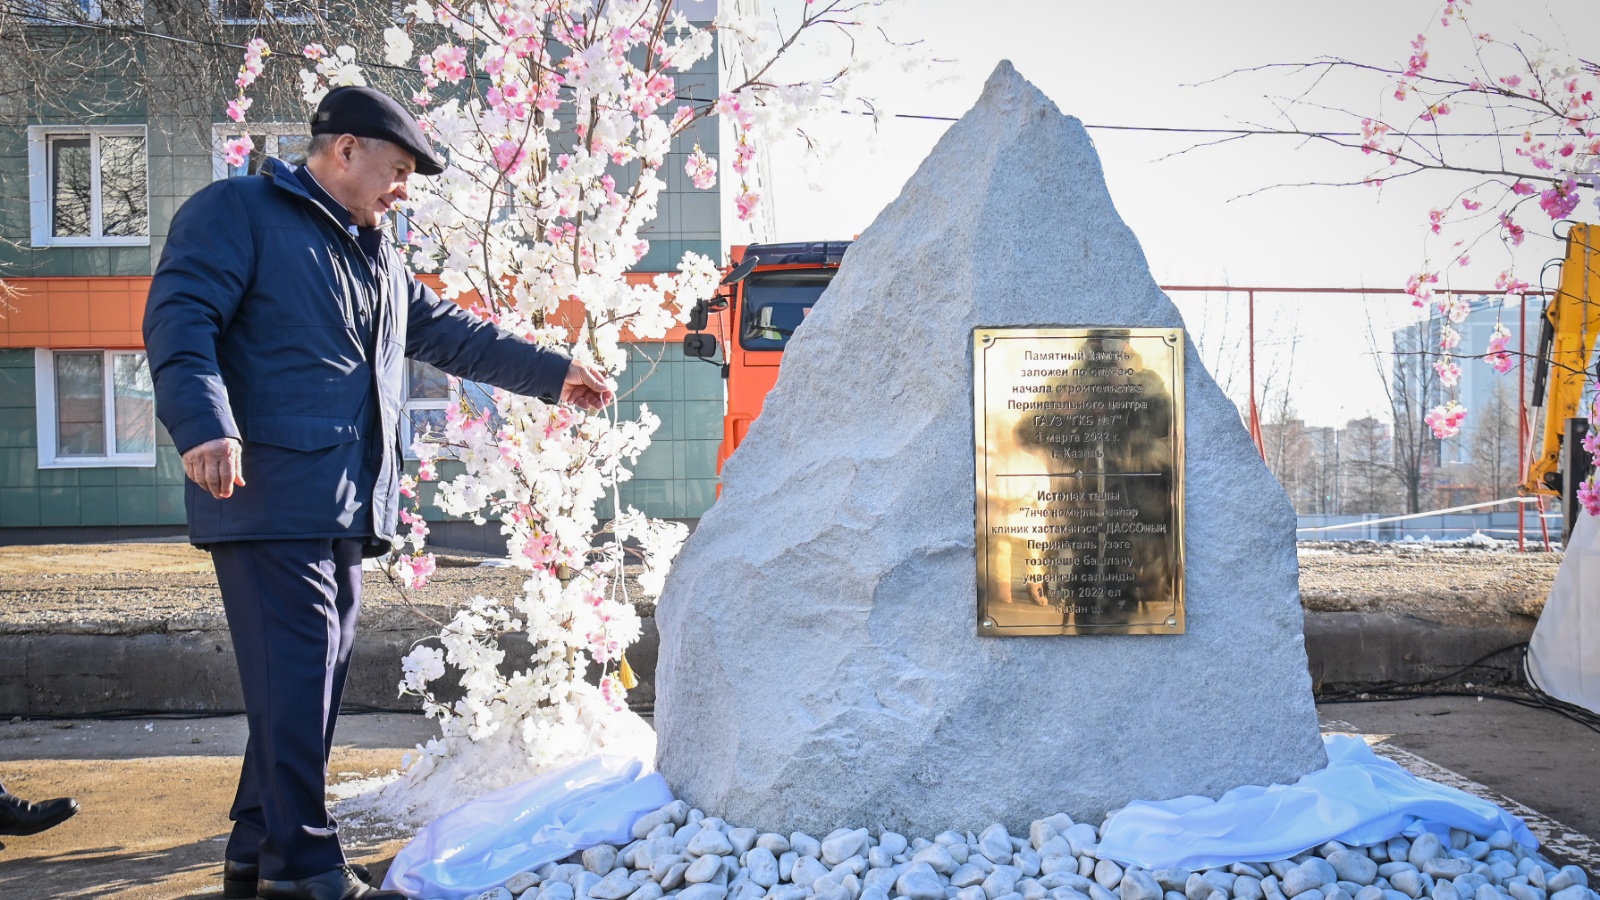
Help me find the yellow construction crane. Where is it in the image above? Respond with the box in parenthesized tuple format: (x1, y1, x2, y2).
(1526, 223, 1600, 537)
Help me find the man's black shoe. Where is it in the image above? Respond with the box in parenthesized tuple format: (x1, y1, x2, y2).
(256, 865, 398, 900)
(0, 791, 78, 836)
(225, 860, 373, 899)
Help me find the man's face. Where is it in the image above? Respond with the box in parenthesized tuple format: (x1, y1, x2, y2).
(344, 138, 416, 228)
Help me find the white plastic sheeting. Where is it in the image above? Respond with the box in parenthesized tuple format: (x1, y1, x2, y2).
(1528, 511, 1600, 716)
(1097, 735, 1536, 871)
(385, 736, 1538, 897)
(383, 754, 675, 900)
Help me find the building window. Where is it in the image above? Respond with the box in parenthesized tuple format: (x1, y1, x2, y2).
(211, 0, 321, 23)
(19, 0, 142, 24)
(404, 359, 452, 457)
(212, 126, 312, 180)
(27, 126, 149, 247)
(34, 349, 157, 468)
(403, 362, 498, 459)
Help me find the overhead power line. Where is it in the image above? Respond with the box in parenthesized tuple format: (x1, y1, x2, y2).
(847, 110, 1580, 140)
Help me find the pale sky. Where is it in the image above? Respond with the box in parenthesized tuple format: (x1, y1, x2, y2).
(763, 0, 1600, 427)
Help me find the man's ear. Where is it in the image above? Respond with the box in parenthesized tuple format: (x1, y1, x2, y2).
(336, 134, 361, 168)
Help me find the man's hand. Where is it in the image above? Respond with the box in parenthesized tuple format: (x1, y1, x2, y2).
(561, 359, 616, 410)
(182, 437, 245, 499)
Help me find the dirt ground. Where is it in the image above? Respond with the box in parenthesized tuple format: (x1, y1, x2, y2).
(0, 539, 1564, 632)
(1297, 541, 1561, 622)
(0, 714, 432, 900)
(0, 542, 546, 634)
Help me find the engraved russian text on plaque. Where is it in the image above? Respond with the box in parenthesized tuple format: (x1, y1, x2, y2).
(973, 327, 1186, 635)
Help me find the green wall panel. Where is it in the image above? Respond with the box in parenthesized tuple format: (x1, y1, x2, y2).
(0, 339, 725, 528)
(38, 486, 80, 526)
(0, 488, 39, 528)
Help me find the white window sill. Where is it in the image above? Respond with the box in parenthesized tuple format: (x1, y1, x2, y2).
(39, 454, 157, 469)
(32, 237, 151, 248)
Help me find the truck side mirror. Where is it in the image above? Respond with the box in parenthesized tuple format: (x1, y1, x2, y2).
(683, 332, 718, 359)
(687, 300, 709, 331)
(722, 257, 759, 286)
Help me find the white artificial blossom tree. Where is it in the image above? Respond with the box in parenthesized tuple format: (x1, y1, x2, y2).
(229, 0, 911, 817)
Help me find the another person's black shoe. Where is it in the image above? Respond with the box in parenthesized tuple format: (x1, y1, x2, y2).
(226, 860, 373, 899)
(0, 790, 78, 836)
(256, 865, 396, 900)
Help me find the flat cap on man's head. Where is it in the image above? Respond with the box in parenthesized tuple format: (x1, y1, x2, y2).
(311, 86, 446, 176)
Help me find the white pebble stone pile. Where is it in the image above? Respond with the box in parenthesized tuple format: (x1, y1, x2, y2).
(452, 802, 1597, 900)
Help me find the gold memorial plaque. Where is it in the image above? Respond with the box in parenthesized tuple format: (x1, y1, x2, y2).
(973, 327, 1185, 636)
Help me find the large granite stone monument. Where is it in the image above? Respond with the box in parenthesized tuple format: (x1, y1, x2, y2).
(653, 61, 1328, 836)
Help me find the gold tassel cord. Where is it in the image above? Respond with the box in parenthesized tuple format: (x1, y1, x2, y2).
(618, 653, 638, 690)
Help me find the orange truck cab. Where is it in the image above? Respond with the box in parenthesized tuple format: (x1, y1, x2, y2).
(681, 241, 850, 477)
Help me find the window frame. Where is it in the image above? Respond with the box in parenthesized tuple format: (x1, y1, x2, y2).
(27, 125, 150, 248)
(18, 0, 143, 25)
(211, 124, 313, 181)
(403, 360, 458, 460)
(34, 348, 158, 469)
(210, 0, 322, 25)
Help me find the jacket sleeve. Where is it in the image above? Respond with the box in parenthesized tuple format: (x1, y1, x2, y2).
(403, 276, 571, 403)
(142, 181, 256, 454)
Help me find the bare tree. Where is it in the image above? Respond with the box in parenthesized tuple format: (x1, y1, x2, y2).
(1362, 309, 1440, 514)
(1468, 375, 1522, 501)
(1299, 424, 1339, 514)
(1340, 416, 1401, 514)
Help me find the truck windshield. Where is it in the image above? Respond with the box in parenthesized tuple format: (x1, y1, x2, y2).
(739, 270, 832, 350)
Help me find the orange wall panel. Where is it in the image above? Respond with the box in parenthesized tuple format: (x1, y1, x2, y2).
(2, 274, 682, 349)
(0, 278, 149, 349)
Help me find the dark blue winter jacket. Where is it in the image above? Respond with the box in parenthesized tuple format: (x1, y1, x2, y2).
(144, 157, 570, 551)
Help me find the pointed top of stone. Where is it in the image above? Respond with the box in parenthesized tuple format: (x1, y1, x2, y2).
(976, 58, 1057, 114)
(654, 66, 1326, 836)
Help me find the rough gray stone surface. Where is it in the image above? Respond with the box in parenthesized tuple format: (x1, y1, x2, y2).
(653, 60, 1327, 835)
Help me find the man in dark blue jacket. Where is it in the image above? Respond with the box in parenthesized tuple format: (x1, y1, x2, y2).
(144, 86, 613, 900)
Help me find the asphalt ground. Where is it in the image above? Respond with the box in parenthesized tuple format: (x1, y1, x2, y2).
(0, 698, 1594, 900)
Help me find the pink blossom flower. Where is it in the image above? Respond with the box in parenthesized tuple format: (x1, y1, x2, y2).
(417, 458, 437, 481)
(684, 145, 717, 190)
(399, 474, 418, 499)
(522, 533, 556, 566)
(1405, 271, 1438, 308)
(223, 135, 254, 168)
(302, 43, 326, 60)
(1498, 213, 1525, 246)
(430, 44, 469, 83)
(734, 190, 760, 221)
(1510, 181, 1535, 196)
(1434, 359, 1462, 387)
(492, 140, 528, 175)
(1425, 402, 1468, 439)
(1581, 429, 1600, 458)
(1405, 35, 1429, 77)
(398, 553, 436, 589)
(1579, 478, 1600, 517)
(599, 673, 623, 711)
(1494, 271, 1531, 298)
(1539, 179, 1581, 219)
(1461, 198, 1481, 211)
(226, 97, 252, 123)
